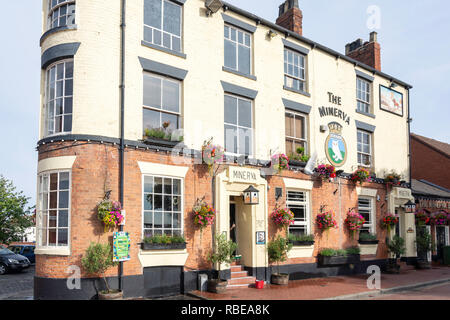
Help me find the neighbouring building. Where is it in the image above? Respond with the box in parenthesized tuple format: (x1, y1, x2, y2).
(411, 134, 450, 262)
(35, 0, 415, 299)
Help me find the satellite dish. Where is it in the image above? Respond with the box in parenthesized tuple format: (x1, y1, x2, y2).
(303, 152, 317, 175)
(205, 0, 223, 15)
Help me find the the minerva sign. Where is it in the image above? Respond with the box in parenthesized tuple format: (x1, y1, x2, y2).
(228, 167, 259, 183)
(318, 92, 351, 125)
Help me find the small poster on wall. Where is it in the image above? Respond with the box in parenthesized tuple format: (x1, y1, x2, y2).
(113, 231, 131, 262)
(256, 231, 266, 245)
(380, 85, 404, 116)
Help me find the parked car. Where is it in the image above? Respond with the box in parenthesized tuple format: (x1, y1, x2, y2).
(8, 245, 35, 264)
(0, 247, 30, 275)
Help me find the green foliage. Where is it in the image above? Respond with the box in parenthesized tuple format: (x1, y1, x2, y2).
(387, 235, 406, 258)
(288, 233, 315, 243)
(267, 236, 293, 274)
(208, 233, 237, 278)
(359, 233, 378, 241)
(0, 176, 34, 244)
(288, 147, 310, 162)
(319, 247, 360, 256)
(416, 228, 434, 257)
(144, 127, 184, 142)
(143, 234, 186, 244)
(97, 199, 112, 221)
(81, 242, 118, 293)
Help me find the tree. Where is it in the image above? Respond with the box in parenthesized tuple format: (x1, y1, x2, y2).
(0, 176, 34, 244)
(208, 233, 237, 280)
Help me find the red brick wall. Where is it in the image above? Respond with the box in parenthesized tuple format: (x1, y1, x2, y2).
(36, 142, 389, 279)
(411, 137, 450, 189)
(347, 41, 381, 71)
(276, 7, 303, 36)
(267, 170, 389, 266)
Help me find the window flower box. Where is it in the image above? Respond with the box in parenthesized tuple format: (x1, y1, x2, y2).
(358, 239, 379, 245)
(318, 254, 361, 267)
(288, 160, 307, 168)
(289, 240, 315, 247)
(142, 137, 183, 148)
(140, 242, 187, 251)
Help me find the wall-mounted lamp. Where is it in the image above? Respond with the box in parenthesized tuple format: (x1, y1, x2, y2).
(243, 185, 259, 205)
(404, 200, 416, 213)
(320, 125, 328, 133)
(390, 81, 398, 88)
(267, 30, 278, 39)
(205, 0, 223, 16)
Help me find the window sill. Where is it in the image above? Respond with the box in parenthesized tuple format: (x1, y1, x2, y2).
(141, 41, 187, 59)
(283, 86, 311, 97)
(142, 137, 185, 149)
(222, 66, 257, 81)
(40, 25, 77, 46)
(355, 109, 376, 119)
(35, 247, 70, 256)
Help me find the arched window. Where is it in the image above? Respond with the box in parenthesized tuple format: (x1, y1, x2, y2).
(47, 0, 76, 30)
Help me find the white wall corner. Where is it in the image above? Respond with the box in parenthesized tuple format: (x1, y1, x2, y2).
(38, 156, 77, 174)
(137, 161, 189, 178)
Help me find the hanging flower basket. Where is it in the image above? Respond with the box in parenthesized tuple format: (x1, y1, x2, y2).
(202, 140, 224, 176)
(345, 209, 365, 239)
(314, 164, 336, 181)
(271, 206, 294, 230)
(384, 172, 402, 188)
(192, 199, 216, 230)
(97, 200, 123, 233)
(316, 211, 338, 232)
(271, 153, 290, 174)
(415, 210, 431, 226)
(350, 168, 371, 185)
(430, 211, 449, 226)
(381, 213, 399, 233)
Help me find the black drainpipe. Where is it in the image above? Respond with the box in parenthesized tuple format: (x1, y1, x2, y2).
(407, 88, 412, 188)
(119, 0, 126, 292)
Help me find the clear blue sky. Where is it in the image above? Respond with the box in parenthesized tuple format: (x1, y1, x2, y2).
(0, 1, 449, 204)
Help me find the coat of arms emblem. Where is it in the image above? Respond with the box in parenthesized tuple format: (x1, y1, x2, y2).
(325, 122, 347, 167)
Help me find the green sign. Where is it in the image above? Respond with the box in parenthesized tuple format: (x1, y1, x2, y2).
(113, 231, 131, 262)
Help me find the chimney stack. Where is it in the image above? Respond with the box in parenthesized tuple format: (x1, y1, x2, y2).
(276, 0, 303, 36)
(345, 32, 381, 71)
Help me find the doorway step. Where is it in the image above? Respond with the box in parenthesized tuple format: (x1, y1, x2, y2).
(228, 263, 256, 289)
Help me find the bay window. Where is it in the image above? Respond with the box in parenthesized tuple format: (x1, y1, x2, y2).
(47, 0, 76, 30)
(45, 60, 73, 136)
(37, 171, 70, 247)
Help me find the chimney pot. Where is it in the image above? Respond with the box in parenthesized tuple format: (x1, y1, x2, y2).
(276, 0, 303, 36)
(345, 33, 381, 71)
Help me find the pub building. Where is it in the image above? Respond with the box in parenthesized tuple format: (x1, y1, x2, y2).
(35, 0, 416, 299)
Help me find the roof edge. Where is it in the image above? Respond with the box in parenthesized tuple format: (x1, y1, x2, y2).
(222, 1, 413, 89)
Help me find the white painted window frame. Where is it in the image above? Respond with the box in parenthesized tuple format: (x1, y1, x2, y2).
(358, 196, 375, 234)
(47, 0, 76, 30)
(286, 189, 311, 236)
(357, 129, 372, 167)
(44, 59, 74, 137)
(284, 48, 306, 92)
(224, 24, 252, 75)
(356, 77, 371, 114)
(36, 170, 71, 249)
(142, 174, 184, 238)
(224, 93, 254, 157)
(143, 0, 183, 52)
(285, 110, 308, 155)
(143, 72, 182, 132)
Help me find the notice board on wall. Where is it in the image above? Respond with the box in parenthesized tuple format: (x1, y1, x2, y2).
(113, 231, 131, 262)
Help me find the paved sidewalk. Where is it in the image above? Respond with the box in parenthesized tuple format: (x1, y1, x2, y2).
(191, 265, 450, 300)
